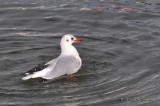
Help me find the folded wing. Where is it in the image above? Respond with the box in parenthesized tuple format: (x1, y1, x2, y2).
(42, 56, 81, 79)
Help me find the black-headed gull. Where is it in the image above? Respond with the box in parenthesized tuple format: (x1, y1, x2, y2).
(22, 34, 82, 80)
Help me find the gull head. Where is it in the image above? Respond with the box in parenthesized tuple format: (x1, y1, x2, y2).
(61, 34, 82, 45)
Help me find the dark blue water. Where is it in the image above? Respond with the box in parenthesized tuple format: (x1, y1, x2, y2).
(0, 0, 160, 106)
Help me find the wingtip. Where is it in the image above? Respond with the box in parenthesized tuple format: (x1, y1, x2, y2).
(25, 72, 29, 75)
(22, 76, 31, 80)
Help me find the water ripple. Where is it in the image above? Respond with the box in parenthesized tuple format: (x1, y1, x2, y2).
(0, 0, 160, 106)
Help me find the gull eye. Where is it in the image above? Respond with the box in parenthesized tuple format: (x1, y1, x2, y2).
(71, 37, 74, 40)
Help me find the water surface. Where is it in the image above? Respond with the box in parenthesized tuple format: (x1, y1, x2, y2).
(0, 0, 160, 106)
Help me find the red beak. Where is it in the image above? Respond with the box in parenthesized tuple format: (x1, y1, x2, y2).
(74, 39, 82, 42)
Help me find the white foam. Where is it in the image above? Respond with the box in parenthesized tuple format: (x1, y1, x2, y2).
(17, 32, 63, 37)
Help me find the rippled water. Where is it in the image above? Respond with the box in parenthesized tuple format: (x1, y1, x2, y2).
(0, 0, 160, 106)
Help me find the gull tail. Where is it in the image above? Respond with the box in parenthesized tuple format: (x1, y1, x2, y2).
(22, 75, 32, 80)
(22, 64, 50, 80)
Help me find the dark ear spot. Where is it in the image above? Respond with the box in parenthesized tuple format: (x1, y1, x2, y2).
(66, 39, 69, 42)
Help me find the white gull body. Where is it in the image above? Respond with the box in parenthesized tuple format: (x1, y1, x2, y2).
(22, 34, 82, 80)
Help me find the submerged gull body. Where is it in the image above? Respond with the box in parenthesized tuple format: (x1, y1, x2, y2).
(22, 34, 82, 80)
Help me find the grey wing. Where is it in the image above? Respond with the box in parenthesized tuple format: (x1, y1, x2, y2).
(42, 56, 81, 79)
(45, 58, 56, 65)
